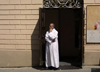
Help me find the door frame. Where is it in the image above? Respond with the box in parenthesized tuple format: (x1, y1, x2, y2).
(39, 8, 84, 67)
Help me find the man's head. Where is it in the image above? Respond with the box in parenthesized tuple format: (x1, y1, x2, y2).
(49, 23, 55, 29)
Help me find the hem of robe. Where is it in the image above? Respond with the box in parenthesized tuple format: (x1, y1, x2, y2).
(45, 64, 59, 68)
(45, 62, 59, 68)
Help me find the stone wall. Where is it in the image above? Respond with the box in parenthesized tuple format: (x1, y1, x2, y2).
(0, 0, 42, 67)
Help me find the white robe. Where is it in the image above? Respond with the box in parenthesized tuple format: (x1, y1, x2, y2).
(45, 28, 59, 68)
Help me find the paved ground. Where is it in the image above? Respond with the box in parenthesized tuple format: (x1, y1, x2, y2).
(0, 66, 100, 72)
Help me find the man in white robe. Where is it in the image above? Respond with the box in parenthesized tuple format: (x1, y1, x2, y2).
(45, 23, 59, 70)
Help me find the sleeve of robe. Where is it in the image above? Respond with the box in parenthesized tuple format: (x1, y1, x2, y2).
(48, 30, 58, 40)
(45, 31, 52, 44)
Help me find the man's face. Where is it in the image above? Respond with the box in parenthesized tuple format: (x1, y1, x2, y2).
(49, 24, 54, 29)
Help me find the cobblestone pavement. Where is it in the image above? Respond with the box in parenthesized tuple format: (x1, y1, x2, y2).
(0, 66, 100, 72)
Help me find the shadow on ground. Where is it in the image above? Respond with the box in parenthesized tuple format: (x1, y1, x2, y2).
(91, 68, 100, 72)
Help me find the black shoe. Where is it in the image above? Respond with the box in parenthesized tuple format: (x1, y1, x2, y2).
(48, 66, 54, 70)
(53, 67, 59, 70)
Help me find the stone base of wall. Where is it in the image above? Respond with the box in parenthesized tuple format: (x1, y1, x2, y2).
(84, 51, 100, 66)
(0, 50, 40, 67)
(1, 50, 100, 67)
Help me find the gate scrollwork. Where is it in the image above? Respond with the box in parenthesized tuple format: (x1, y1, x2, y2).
(43, 0, 82, 8)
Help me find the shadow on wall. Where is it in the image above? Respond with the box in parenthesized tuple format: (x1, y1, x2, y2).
(31, 20, 40, 67)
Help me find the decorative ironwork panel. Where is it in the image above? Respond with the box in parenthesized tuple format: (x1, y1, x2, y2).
(43, 0, 83, 8)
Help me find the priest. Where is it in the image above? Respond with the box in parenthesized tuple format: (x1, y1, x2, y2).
(45, 23, 59, 70)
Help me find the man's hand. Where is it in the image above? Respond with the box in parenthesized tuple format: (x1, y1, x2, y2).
(52, 39, 55, 42)
(50, 28, 52, 32)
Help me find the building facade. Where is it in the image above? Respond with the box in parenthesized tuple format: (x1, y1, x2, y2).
(0, 0, 100, 67)
(84, 0, 100, 65)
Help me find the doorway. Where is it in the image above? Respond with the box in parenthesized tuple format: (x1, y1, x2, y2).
(39, 8, 83, 68)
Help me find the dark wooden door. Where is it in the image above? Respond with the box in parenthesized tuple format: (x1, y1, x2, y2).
(59, 8, 83, 67)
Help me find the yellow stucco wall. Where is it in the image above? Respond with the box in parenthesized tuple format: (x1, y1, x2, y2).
(0, 0, 42, 67)
(84, 0, 100, 65)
